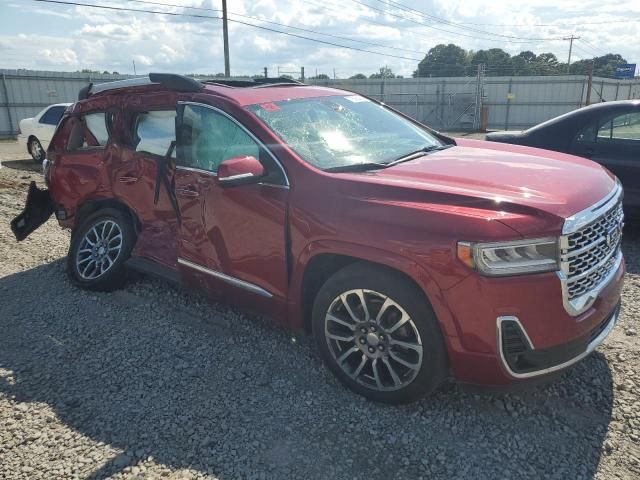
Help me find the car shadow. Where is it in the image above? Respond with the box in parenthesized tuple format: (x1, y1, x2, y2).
(0, 260, 614, 479)
(0, 158, 42, 173)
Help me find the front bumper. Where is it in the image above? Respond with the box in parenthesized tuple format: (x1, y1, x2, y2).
(497, 301, 619, 379)
(442, 253, 624, 386)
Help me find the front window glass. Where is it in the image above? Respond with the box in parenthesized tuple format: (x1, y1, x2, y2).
(178, 104, 259, 173)
(246, 95, 442, 170)
(598, 112, 640, 141)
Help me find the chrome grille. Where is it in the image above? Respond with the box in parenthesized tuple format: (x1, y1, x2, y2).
(561, 198, 623, 304)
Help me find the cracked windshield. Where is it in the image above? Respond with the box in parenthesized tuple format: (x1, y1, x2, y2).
(247, 95, 442, 170)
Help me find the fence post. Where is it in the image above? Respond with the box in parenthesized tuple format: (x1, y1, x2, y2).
(473, 64, 483, 131)
(505, 77, 513, 130)
(586, 63, 594, 105)
(1, 73, 14, 138)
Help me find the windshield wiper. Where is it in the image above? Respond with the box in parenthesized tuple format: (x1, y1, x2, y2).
(386, 144, 453, 166)
(324, 144, 454, 173)
(324, 162, 389, 173)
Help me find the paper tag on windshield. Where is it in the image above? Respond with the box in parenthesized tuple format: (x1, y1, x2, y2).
(344, 96, 369, 103)
(259, 102, 281, 112)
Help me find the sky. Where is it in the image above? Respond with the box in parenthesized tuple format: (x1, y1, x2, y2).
(0, 0, 639, 77)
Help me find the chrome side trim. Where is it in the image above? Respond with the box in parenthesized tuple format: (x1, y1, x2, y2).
(497, 307, 619, 379)
(557, 251, 623, 316)
(177, 101, 290, 188)
(175, 165, 217, 176)
(562, 181, 623, 234)
(218, 172, 255, 182)
(177, 258, 273, 298)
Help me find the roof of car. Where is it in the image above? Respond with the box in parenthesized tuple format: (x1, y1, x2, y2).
(527, 99, 640, 132)
(86, 74, 354, 107)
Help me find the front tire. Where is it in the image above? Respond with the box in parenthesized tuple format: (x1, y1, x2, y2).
(67, 208, 136, 291)
(29, 137, 45, 163)
(312, 263, 448, 404)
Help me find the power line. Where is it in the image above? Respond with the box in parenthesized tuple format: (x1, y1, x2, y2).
(349, 0, 565, 43)
(453, 18, 640, 27)
(367, 0, 565, 41)
(125, 0, 429, 56)
(580, 39, 612, 58)
(27, 0, 423, 62)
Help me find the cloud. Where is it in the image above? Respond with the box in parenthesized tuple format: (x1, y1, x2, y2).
(1, 0, 638, 77)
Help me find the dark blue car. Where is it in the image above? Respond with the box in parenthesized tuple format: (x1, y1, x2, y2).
(486, 100, 640, 210)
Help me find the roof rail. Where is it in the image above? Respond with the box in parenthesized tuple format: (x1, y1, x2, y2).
(78, 73, 202, 100)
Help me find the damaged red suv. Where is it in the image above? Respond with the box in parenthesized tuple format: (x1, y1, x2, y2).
(12, 73, 624, 403)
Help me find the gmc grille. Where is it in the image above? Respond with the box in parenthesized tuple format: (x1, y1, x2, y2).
(560, 196, 623, 313)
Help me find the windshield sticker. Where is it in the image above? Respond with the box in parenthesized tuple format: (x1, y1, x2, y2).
(259, 102, 281, 112)
(344, 96, 369, 103)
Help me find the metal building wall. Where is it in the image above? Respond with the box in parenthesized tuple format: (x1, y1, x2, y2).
(0, 69, 131, 139)
(311, 75, 640, 131)
(2, 69, 640, 139)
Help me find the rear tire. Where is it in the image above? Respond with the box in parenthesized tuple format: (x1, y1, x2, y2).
(312, 262, 448, 404)
(67, 208, 136, 291)
(29, 137, 45, 163)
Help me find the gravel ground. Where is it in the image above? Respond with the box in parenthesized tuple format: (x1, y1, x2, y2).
(0, 139, 639, 480)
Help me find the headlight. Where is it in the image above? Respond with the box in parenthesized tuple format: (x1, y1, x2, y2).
(457, 237, 559, 276)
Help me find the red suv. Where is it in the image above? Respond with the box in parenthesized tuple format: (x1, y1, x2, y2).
(12, 74, 624, 403)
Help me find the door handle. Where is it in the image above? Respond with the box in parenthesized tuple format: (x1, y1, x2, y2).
(118, 176, 139, 184)
(176, 188, 199, 198)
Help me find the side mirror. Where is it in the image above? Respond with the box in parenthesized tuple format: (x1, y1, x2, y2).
(217, 155, 266, 187)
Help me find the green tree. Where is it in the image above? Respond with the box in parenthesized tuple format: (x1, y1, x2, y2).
(471, 48, 512, 76)
(511, 51, 537, 75)
(349, 73, 367, 79)
(369, 66, 395, 79)
(533, 53, 561, 75)
(569, 53, 628, 77)
(310, 73, 330, 80)
(413, 44, 468, 77)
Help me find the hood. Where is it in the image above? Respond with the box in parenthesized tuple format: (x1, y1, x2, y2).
(347, 139, 616, 234)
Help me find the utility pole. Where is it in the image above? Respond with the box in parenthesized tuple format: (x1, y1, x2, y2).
(300, 66, 305, 82)
(563, 35, 580, 73)
(586, 60, 594, 105)
(222, 0, 230, 77)
(132, 60, 136, 75)
(264, 67, 268, 78)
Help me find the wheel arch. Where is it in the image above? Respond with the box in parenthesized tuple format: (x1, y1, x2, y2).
(292, 241, 454, 338)
(73, 197, 142, 235)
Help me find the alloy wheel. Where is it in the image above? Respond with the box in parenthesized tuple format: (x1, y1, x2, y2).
(324, 289, 423, 392)
(75, 220, 123, 280)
